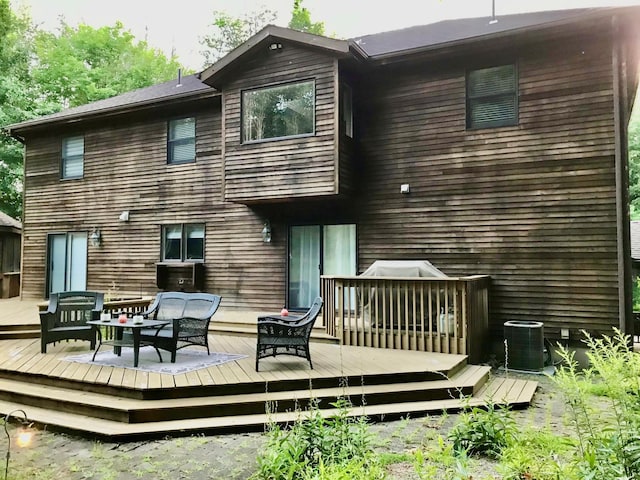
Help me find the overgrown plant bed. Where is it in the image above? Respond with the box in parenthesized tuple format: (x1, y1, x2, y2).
(5, 331, 637, 479)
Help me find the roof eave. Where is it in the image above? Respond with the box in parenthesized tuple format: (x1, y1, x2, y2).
(201, 25, 351, 88)
(364, 7, 625, 64)
(6, 89, 220, 136)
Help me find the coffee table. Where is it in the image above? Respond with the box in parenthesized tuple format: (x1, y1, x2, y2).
(88, 318, 170, 367)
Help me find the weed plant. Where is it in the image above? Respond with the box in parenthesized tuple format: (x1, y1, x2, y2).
(552, 329, 640, 479)
(252, 398, 383, 480)
(447, 400, 516, 459)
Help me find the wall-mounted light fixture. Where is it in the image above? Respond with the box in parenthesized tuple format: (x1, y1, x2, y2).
(118, 210, 130, 222)
(268, 42, 283, 52)
(400, 184, 411, 194)
(262, 221, 272, 243)
(4, 409, 33, 480)
(90, 227, 102, 247)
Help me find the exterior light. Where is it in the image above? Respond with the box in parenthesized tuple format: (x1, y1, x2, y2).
(262, 221, 272, 243)
(268, 42, 282, 51)
(90, 228, 101, 247)
(4, 409, 33, 480)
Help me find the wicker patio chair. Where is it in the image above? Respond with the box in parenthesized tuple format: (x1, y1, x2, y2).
(256, 296, 323, 371)
(136, 292, 222, 362)
(39, 291, 104, 353)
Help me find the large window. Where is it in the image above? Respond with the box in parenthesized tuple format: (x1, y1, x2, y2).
(168, 117, 196, 164)
(466, 64, 517, 129)
(242, 80, 315, 143)
(62, 136, 84, 179)
(162, 224, 204, 261)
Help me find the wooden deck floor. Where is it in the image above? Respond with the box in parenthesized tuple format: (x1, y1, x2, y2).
(0, 336, 465, 393)
(0, 298, 538, 438)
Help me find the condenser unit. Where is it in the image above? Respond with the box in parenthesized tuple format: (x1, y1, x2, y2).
(504, 320, 544, 372)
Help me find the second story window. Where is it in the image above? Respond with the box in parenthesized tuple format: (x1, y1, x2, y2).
(168, 117, 196, 164)
(61, 136, 84, 179)
(341, 84, 353, 138)
(242, 80, 315, 143)
(162, 223, 204, 261)
(466, 64, 517, 129)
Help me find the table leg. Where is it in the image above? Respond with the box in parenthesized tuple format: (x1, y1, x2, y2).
(114, 326, 123, 356)
(91, 326, 103, 362)
(133, 328, 141, 368)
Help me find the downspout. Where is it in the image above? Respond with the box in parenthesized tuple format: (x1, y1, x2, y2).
(612, 15, 633, 335)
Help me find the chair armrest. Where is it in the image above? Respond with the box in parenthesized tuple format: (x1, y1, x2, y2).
(39, 311, 55, 331)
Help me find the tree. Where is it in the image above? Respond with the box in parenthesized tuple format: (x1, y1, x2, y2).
(288, 0, 324, 35)
(0, 0, 49, 219)
(32, 21, 186, 108)
(199, 8, 277, 66)
(629, 105, 640, 219)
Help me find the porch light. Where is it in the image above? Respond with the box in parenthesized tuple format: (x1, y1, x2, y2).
(90, 227, 102, 247)
(262, 221, 272, 243)
(268, 42, 282, 51)
(4, 409, 33, 480)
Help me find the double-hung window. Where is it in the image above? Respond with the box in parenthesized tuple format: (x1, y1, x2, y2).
(62, 136, 84, 179)
(162, 224, 204, 261)
(242, 80, 315, 143)
(168, 117, 196, 164)
(466, 64, 518, 129)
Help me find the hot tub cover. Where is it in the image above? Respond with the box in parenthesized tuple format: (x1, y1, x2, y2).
(359, 260, 448, 278)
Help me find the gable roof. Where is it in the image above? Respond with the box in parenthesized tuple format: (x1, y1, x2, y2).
(7, 73, 216, 135)
(200, 25, 350, 88)
(5, 6, 630, 134)
(352, 8, 605, 58)
(0, 211, 21, 232)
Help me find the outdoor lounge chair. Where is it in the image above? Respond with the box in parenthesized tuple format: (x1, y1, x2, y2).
(39, 291, 104, 353)
(135, 292, 222, 363)
(256, 296, 323, 371)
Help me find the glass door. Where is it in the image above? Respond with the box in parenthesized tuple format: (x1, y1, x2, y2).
(288, 224, 356, 310)
(47, 232, 87, 296)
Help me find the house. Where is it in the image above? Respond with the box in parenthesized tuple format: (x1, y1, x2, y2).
(0, 211, 21, 298)
(5, 7, 640, 357)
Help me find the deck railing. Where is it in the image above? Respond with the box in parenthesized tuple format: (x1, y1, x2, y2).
(320, 275, 490, 363)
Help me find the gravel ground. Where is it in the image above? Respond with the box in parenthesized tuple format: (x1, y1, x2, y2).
(7, 371, 569, 480)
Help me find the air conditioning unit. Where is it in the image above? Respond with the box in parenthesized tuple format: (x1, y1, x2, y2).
(504, 321, 544, 372)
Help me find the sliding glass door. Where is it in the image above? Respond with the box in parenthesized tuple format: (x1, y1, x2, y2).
(288, 224, 356, 309)
(47, 232, 87, 296)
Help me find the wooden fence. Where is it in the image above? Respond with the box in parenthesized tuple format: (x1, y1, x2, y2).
(320, 275, 490, 363)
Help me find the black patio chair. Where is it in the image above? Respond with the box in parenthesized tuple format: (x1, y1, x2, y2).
(39, 291, 104, 353)
(256, 296, 323, 371)
(136, 292, 222, 362)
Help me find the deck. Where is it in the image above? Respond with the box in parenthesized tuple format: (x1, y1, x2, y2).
(0, 298, 537, 439)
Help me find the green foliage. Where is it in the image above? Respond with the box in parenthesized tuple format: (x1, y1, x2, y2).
(552, 329, 640, 479)
(413, 436, 471, 480)
(448, 401, 517, 459)
(199, 8, 277, 66)
(33, 21, 186, 108)
(252, 399, 382, 480)
(498, 427, 578, 480)
(630, 105, 640, 219)
(288, 0, 325, 35)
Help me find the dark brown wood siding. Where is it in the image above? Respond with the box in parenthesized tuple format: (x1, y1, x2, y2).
(356, 25, 620, 338)
(222, 44, 339, 203)
(21, 105, 287, 308)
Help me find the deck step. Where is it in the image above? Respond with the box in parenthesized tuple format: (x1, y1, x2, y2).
(0, 329, 40, 340)
(0, 375, 536, 440)
(0, 365, 490, 424)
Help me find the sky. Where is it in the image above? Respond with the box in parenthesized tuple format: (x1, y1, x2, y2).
(11, 0, 640, 71)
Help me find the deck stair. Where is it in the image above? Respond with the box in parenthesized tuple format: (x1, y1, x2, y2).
(0, 323, 40, 340)
(0, 353, 536, 440)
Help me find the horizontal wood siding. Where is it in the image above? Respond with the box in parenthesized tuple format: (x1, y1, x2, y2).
(222, 44, 338, 203)
(356, 25, 620, 338)
(21, 107, 287, 309)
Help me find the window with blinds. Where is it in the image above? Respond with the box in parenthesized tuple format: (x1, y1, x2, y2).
(466, 64, 517, 129)
(162, 223, 204, 261)
(61, 136, 84, 179)
(168, 117, 196, 164)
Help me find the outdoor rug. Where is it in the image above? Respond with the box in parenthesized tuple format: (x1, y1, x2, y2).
(62, 346, 247, 375)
